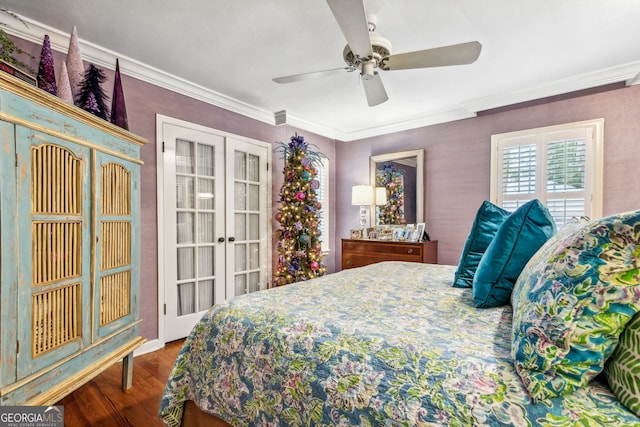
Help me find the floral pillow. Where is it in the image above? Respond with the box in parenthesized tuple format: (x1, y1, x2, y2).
(604, 312, 640, 416)
(511, 209, 640, 401)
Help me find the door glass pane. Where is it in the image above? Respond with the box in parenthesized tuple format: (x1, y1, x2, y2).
(177, 282, 195, 316)
(235, 243, 246, 272)
(198, 246, 214, 277)
(177, 247, 195, 280)
(235, 213, 246, 240)
(249, 214, 259, 240)
(198, 279, 214, 311)
(234, 151, 246, 180)
(248, 184, 259, 211)
(197, 178, 214, 209)
(177, 212, 194, 243)
(197, 144, 214, 176)
(176, 176, 194, 209)
(235, 182, 246, 210)
(248, 154, 259, 182)
(249, 272, 260, 293)
(235, 274, 246, 295)
(198, 212, 214, 243)
(176, 139, 194, 174)
(249, 243, 259, 269)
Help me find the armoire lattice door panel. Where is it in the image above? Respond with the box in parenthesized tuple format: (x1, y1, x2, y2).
(17, 136, 92, 377)
(95, 155, 139, 338)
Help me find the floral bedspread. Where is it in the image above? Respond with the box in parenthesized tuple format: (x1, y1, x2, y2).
(159, 262, 640, 426)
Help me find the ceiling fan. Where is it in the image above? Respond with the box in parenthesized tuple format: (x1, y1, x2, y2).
(272, 0, 482, 107)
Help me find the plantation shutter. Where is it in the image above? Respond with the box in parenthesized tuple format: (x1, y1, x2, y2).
(545, 136, 587, 227)
(491, 119, 602, 227)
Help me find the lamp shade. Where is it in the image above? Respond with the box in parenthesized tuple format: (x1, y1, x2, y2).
(351, 185, 374, 205)
(375, 187, 387, 205)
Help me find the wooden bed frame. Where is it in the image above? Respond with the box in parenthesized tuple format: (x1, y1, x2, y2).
(182, 400, 233, 427)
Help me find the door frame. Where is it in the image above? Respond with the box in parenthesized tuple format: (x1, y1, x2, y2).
(155, 114, 272, 346)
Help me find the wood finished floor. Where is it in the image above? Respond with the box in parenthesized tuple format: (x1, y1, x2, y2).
(55, 339, 184, 427)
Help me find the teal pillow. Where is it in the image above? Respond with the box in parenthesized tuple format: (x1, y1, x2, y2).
(511, 209, 640, 401)
(453, 201, 510, 288)
(473, 199, 556, 308)
(604, 312, 640, 416)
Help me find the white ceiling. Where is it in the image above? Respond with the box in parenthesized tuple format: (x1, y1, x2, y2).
(2, 0, 640, 141)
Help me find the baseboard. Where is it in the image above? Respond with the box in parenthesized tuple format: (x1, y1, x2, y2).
(134, 338, 164, 356)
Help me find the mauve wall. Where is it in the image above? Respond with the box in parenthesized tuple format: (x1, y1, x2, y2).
(11, 37, 337, 341)
(10, 35, 640, 342)
(335, 83, 640, 268)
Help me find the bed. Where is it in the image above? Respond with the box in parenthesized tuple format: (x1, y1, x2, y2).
(159, 261, 640, 426)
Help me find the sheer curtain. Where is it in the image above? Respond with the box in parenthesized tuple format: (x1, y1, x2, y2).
(176, 139, 215, 316)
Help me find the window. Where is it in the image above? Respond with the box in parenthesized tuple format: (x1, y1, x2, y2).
(490, 119, 603, 227)
(315, 157, 330, 252)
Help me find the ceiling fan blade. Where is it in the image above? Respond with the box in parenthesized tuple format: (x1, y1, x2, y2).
(326, 0, 373, 59)
(362, 72, 388, 107)
(384, 41, 482, 70)
(273, 67, 350, 84)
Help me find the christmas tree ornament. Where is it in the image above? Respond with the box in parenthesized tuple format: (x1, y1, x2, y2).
(36, 35, 56, 95)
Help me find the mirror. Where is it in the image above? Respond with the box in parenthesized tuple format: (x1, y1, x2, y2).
(370, 149, 424, 225)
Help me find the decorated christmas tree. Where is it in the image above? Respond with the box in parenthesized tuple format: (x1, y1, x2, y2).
(76, 63, 109, 120)
(376, 162, 405, 224)
(36, 34, 56, 95)
(274, 135, 327, 286)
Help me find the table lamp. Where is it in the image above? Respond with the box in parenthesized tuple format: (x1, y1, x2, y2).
(352, 185, 373, 235)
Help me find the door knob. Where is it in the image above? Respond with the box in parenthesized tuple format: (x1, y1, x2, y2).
(228, 237, 236, 242)
(217, 237, 225, 243)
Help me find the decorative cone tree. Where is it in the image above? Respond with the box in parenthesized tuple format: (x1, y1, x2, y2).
(36, 34, 56, 95)
(274, 135, 327, 286)
(57, 61, 74, 104)
(76, 63, 109, 120)
(66, 25, 84, 102)
(110, 58, 129, 130)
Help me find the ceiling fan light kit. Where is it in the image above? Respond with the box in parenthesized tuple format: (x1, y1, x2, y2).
(273, 0, 482, 107)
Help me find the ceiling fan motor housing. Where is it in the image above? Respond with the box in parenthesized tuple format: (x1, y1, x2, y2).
(343, 32, 392, 73)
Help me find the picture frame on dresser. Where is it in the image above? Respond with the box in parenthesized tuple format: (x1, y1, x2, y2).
(405, 224, 416, 242)
(350, 229, 363, 239)
(414, 223, 426, 242)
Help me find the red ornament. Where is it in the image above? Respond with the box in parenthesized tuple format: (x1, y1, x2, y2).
(296, 192, 306, 201)
(310, 261, 319, 270)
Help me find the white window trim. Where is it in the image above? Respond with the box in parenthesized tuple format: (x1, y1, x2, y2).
(316, 157, 330, 253)
(490, 118, 604, 221)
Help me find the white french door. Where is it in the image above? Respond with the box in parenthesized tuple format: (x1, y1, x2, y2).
(159, 118, 271, 342)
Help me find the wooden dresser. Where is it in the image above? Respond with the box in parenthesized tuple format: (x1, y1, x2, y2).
(0, 73, 146, 405)
(342, 239, 438, 269)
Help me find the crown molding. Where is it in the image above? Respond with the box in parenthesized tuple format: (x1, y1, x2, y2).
(3, 14, 639, 143)
(462, 61, 640, 113)
(0, 15, 289, 130)
(335, 108, 477, 142)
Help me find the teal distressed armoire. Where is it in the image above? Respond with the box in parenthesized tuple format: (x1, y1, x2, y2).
(0, 72, 146, 405)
